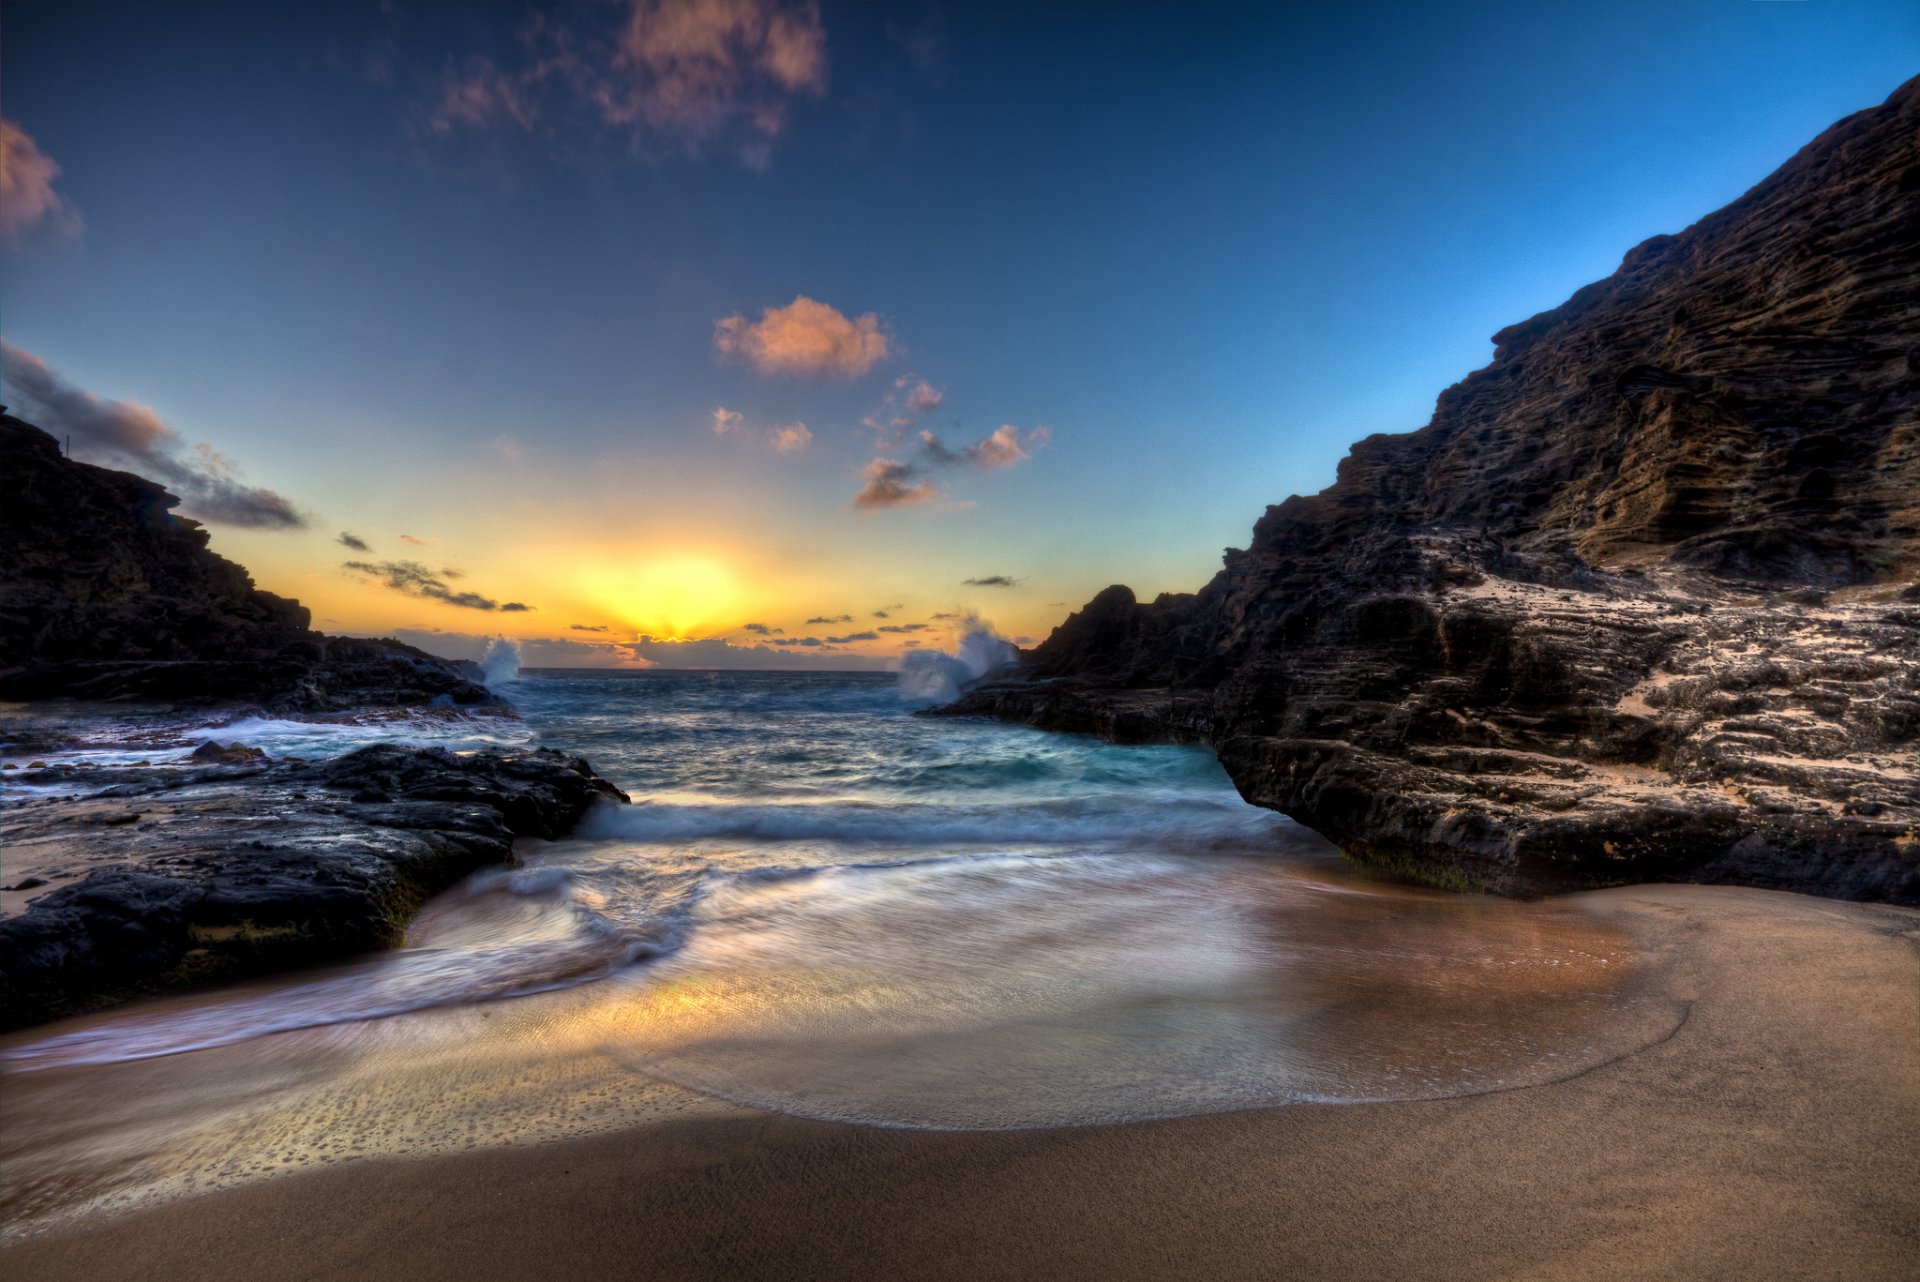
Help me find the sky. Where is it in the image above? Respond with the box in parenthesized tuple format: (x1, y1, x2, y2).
(3, 0, 1916, 669)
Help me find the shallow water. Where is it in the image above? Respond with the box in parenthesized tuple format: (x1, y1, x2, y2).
(0, 671, 1684, 1233)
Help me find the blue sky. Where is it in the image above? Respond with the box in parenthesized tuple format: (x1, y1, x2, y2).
(3, 0, 1915, 665)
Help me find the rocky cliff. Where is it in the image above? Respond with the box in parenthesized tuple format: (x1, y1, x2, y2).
(944, 76, 1920, 903)
(0, 413, 492, 709)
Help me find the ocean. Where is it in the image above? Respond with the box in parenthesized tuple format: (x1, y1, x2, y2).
(0, 669, 1683, 1230)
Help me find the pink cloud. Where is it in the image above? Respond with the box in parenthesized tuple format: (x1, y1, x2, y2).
(422, 1, 826, 165)
(968, 424, 1050, 468)
(715, 295, 892, 378)
(425, 58, 544, 135)
(767, 421, 812, 452)
(0, 341, 300, 528)
(0, 120, 83, 244)
(712, 406, 744, 434)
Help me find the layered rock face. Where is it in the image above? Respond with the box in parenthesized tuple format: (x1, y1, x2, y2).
(946, 77, 1920, 902)
(0, 414, 492, 709)
(0, 745, 629, 1028)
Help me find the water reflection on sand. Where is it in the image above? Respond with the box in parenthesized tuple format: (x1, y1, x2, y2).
(0, 850, 1682, 1237)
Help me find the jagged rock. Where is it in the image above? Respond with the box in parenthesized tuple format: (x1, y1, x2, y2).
(0, 746, 629, 1029)
(189, 741, 266, 765)
(0, 414, 495, 710)
(942, 77, 1920, 904)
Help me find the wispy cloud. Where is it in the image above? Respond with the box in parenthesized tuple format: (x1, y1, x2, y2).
(963, 575, 1019, 587)
(861, 374, 944, 447)
(741, 621, 783, 634)
(711, 405, 812, 451)
(1, 341, 304, 529)
(850, 456, 938, 509)
(344, 559, 531, 612)
(423, 0, 827, 166)
(0, 120, 83, 245)
(399, 533, 433, 546)
(715, 296, 891, 378)
(570, 623, 610, 632)
(339, 531, 373, 552)
(767, 421, 812, 452)
(878, 623, 930, 633)
(966, 424, 1048, 468)
(806, 614, 853, 624)
(850, 425, 1048, 511)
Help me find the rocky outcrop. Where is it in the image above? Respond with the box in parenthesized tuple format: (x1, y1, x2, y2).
(943, 77, 1920, 903)
(0, 414, 494, 710)
(0, 745, 629, 1028)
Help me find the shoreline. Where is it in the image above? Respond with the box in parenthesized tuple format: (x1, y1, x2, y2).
(5, 882, 1915, 1281)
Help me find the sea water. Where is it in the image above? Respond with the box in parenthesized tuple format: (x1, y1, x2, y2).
(0, 670, 1684, 1230)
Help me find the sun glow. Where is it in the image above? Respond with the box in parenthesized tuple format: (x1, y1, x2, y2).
(576, 555, 746, 639)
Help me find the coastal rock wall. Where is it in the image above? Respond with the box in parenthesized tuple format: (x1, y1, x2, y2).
(944, 77, 1920, 902)
(0, 745, 629, 1029)
(0, 414, 493, 710)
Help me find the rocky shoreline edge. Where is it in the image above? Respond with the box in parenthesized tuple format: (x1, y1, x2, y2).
(0, 735, 629, 1031)
(934, 556, 1919, 905)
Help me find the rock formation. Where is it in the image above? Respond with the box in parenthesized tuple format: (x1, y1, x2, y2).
(0, 745, 628, 1028)
(0, 413, 493, 710)
(943, 76, 1920, 903)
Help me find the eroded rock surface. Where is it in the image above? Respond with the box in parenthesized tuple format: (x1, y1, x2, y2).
(943, 77, 1920, 902)
(0, 414, 494, 710)
(0, 745, 628, 1029)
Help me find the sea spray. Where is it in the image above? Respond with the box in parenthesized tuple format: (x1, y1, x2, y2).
(898, 616, 1017, 703)
(478, 635, 522, 687)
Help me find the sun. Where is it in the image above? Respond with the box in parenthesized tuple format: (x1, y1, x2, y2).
(577, 555, 745, 639)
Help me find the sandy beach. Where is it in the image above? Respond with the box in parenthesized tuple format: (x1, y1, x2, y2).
(4, 882, 1914, 1282)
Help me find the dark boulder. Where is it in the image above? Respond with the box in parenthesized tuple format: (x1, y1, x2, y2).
(0, 745, 629, 1029)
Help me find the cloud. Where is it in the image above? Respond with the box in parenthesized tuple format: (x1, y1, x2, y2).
(570, 623, 610, 632)
(901, 377, 942, 416)
(422, 0, 827, 165)
(806, 614, 852, 624)
(1, 341, 304, 528)
(635, 634, 890, 670)
(826, 630, 878, 644)
(0, 120, 83, 245)
(715, 296, 891, 378)
(399, 533, 432, 545)
(711, 406, 812, 452)
(344, 559, 532, 612)
(848, 421, 1050, 510)
(850, 456, 939, 509)
(392, 628, 653, 670)
(861, 374, 944, 446)
(878, 623, 929, 633)
(967, 423, 1049, 468)
(338, 531, 373, 552)
(963, 575, 1019, 588)
(741, 622, 783, 634)
(426, 57, 540, 136)
(767, 421, 812, 452)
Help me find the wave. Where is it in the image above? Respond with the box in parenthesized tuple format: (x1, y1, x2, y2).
(579, 795, 1301, 850)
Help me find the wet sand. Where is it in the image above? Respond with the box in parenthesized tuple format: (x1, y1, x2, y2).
(4, 883, 1916, 1281)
